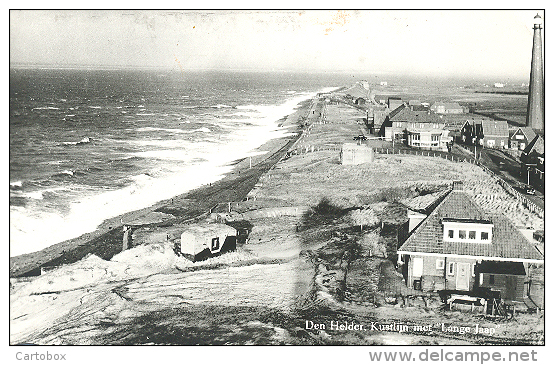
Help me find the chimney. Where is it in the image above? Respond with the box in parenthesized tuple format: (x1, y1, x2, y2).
(452, 181, 463, 191)
(526, 14, 544, 131)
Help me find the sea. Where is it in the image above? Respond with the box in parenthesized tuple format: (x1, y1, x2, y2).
(10, 69, 348, 257)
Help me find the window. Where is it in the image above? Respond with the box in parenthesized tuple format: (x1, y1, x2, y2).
(448, 230, 454, 238)
(469, 231, 476, 239)
(471, 263, 475, 277)
(211, 237, 220, 251)
(481, 232, 489, 240)
(448, 262, 455, 275)
(431, 134, 440, 142)
(489, 275, 495, 285)
(436, 259, 444, 270)
(459, 230, 466, 239)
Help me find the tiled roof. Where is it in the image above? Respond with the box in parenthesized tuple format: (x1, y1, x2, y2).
(398, 191, 543, 261)
(481, 119, 509, 137)
(390, 106, 441, 123)
(388, 103, 407, 118)
(431, 102, 463, 110)
(516, 127, 537, 142)
(412, 105, 429, 112)
(523, 135, 544, 155)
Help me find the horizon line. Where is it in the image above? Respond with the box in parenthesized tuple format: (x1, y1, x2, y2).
(9, 63, 529, 82)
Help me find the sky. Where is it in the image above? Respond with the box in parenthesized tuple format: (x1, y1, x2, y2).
(9, 9, 544, 80)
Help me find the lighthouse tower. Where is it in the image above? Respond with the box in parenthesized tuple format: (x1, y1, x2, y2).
(526, 14, 544, 132)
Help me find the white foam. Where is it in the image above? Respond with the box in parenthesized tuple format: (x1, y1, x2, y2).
(32, 106, 59, 110)
(10, 181, 23, 189)
(9, 87, 330, 257)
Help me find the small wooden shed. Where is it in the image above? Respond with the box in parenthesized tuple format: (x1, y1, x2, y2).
(340, 143, 374, 165)
(180, 223, 237, 262)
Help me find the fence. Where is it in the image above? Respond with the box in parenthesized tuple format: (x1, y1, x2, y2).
(282, 142, 544, 217)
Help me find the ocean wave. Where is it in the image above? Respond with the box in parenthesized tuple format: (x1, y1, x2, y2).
(135, 126, 210, 134)
(32, 106, 60, 110)
(60, 137, 93, 146)
(12, 186, 71, 201)
(51, 170, 76, 179)
(235, 104, 259, 111)
(10, 181, 23, 190)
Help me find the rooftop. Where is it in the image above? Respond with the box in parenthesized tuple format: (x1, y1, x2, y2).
(398, 190, 543, 261)
(513, 127, 537, 141)
(523, 134, 545, 155)
(481, 119, 509, 137)
(390, 107, 442, 124)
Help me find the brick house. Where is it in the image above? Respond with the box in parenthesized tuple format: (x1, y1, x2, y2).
(380, 105, 451, 151)
(510, 127, 537, 150)
(480, 120, 509, 148)
(397, 187, 543, 304)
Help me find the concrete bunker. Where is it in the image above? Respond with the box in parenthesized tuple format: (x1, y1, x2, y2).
(180, 223, 237, 262)
(340, 143, 374, 165)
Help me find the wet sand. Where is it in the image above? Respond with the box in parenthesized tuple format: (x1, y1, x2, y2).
(10, 98, 316, 278)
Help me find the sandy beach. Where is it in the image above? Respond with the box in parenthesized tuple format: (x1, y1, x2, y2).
(9, 98, 316, 278)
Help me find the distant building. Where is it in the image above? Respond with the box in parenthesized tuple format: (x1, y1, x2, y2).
(355, 97, 366, 106)
(509, 127, 537, 151)
(379, 103, 407, 139)
(406, 125, 452, 152)
(387, 97, 403, 111)
(340, 143, 374, 165)
(442, 114, 486, 133)
(520, 134, 545, 189)
(459, 118, 491, 145)
(411, 104, 429, 112)
(380, 81, 388, 86)
(480, 120, 509, 148)
(370, 105, 388, 133)
(494, 83, 505, 88)
(430, 102, 467, 115)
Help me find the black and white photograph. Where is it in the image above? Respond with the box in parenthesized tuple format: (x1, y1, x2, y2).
(9, 8, 546, 358)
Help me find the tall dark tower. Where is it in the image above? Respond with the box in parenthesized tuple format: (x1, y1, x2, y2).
(526, 14, 544, 131)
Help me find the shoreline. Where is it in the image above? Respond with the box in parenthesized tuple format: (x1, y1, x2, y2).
(10, 97, 317, 278)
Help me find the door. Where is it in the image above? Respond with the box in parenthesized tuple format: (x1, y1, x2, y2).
(456, 263, 471, 291)
(505, 276, 517, 300)
(412, 257, 423, 278)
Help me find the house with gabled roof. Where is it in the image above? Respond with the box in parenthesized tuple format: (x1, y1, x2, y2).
(378, 103, 406, 138)
(430, 101, 467, 114)
(510, 127, 537, 151)
(520, 134, 545, 188)
(397, 185, 543, 304)
(480, 119, 509, 148)
(379, 106, 451, 150)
